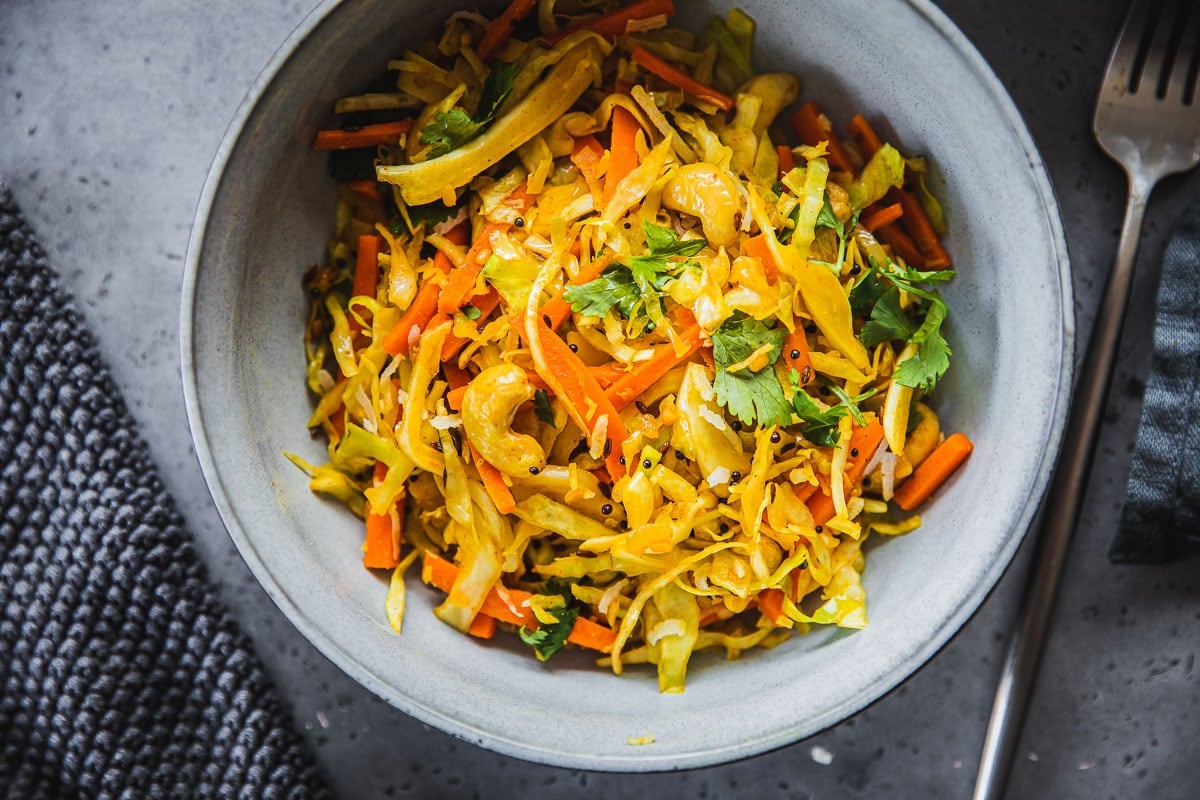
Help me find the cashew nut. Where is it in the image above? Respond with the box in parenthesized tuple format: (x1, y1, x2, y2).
(661, 163, 740, 248)
(461, 364, 547, 476)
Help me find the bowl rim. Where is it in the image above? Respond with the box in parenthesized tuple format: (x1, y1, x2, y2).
(180, 0, 1075, 772)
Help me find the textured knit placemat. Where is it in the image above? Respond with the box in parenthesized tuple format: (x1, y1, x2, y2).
(1110, 197, 1200, 564)
(0, 187, 330, 799)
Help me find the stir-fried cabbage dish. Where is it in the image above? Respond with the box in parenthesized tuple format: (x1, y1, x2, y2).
(289, 0, 974, 693)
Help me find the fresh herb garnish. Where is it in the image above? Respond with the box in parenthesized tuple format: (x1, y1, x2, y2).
(518, 582, 580, 662)
(711, 313, 792, 427)
(533, 388, 555, 426)
(563, 221, 707, 333)
(855, 258, 957, 393)
(462, 305, 482, 320)
(420, 61, 518, 158)
(391, 201, 457, 235)
(787, 372, 875, 447)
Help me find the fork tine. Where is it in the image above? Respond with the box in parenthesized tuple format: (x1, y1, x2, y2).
(1164, 3, 1200, 103)
(1107, 0, 1158, 90)
(1134, 0, 1175, 94)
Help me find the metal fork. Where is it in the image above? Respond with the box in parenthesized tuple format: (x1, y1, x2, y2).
(972, 2, 1200, 798)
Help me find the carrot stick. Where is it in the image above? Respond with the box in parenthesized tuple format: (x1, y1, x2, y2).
(546, 0, 675, 43)
(571, 135, 607, 185)
(741, 235, 780, 284)
(468, 613, 497, 639)
(468, 443, 518, 514)
(895, 190, 952, 269)
(758, 588, 788, 626)
(792, 482, 819, 504)
(476, 0, 538, 61)
(874, 223, 926, 269)
(313, 120, 415, 150)
(347, 179, 382, 202)
(846, 113, 884, 159)
(782, 326, 813, 385)
(630, 46, 734, 111)
(442, 287, 501, 361)
(605, 323, 705, 410)
(894, 432, 973, 511)
(539, 255, 613, 331)
(446, 385, 468, 412)
(438, 185, 536, 314)
(566, 616, 617, 653)
(352, 235, 382, 299)
(790, 102, 854, 173)
(807, 418, 885, 526)
(776, 144, 795, 178)
(364, 462, 400, 568)
(844, 113, 952, 267)
(421, 552, 616, 652)
(859, 203, 904, 233)
(381, 224, 469, 355)
(532, 317, 629, 478)
(604, 107, 640, 205)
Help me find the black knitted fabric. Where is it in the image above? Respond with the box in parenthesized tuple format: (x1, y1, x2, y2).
(0, 188, 330, 799)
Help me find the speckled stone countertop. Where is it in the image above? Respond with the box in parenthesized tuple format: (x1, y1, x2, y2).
(3, 1, 1199, 797)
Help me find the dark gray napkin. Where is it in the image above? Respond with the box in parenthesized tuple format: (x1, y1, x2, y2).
(0, 187, 330, 799)
(1110, 198, 1200, 564)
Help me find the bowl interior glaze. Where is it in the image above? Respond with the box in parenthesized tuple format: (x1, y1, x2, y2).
(182, 0, 1072, 770)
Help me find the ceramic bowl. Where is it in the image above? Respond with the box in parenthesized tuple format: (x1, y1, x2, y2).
(182, 0, 1073, 771)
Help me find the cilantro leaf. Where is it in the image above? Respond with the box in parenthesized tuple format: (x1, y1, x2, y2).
(848, 265, 889, 316)
(563, 223, 707, 334)
(533, 388, 555, 426)
(711, 314, 793, 427)
(822, 381, 877, 427)
(641, 220, 707, 258)
(462, 304, 482, 320)
(859, 288, 917, 347)
(779, 203, 802, 244)
(791, 389, 848, 447)
(562, 266, 642, 319)
(391, 201, 456, 235)
(815, 194, 842, 234)
(420, 61, 518, 158)
(893, 300, 951, 392)
(518, 586, 580, 662)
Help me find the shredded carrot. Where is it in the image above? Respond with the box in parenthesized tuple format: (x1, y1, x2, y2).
(875, 223, 926, 269)
(439, 185, 536, 314)
(347, 179, 382, 202)
(381, 224, 468, 355)
(606, 323, 705, 410)
(469, 442, 518, 514)
(604, 106, 640, 205)
(442, 287, 501, 361)
(846, 113, 884, 159)
(363, 462, 400, 569)
(896, 190, 952, 268)
(532, 317, 629, 478)
(781, 326, 813, 385)
(758, 588, 788, 626)
(468, 613, 497, 639)
(571, 135, 607, 186)
(546, 0, 675, 44)
(894, 432, 973, 511)
(475, 0, 538, 61)
(445, 384, 468, 412)
(776, 144, 795, 178)
(421, 552, 616, 652)
(790, 102, 854, 173)
(630, 46, 734, 111)
(806, 418, 885, 526)
(860, 203, 904, 233)
(313, 119, 415, 150)
(741, 235, 780, 284)
(352, 235, 381, 300)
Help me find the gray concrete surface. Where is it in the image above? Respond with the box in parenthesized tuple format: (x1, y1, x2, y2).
(2, 1, 1198, 797)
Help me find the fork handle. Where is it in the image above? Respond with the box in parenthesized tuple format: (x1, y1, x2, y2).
(972, 183, 1149, 800)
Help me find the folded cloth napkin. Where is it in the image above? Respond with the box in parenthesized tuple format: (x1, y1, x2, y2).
(1110, 198, 1200, 564)
(0, 188, 329, 798)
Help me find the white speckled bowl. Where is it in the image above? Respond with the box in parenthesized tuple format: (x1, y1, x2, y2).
(182, 0, 1072, 771)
